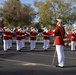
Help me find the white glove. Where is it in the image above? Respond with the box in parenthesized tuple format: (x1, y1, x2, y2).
(45, 29, 48, 32)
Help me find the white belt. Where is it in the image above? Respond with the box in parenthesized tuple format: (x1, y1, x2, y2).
(4, 34, 8, 36)
(71, 37, 75, 38)
(8, 35, 12, 37)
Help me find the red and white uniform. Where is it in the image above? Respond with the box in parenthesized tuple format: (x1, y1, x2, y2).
(2, 29, 9, 51)
(30, 30, 37, 51)
(15, 29, 23, 51)
(48, 25, 65, 67)
(21, 32, 26, 48)
(30, 31, 37, 40)
(69, 31, 76, 51)
(48, 26, 65, 45)
(16, 29, 23, 40)
(2, 29, 9, 40)
(8, 31, 13, 49)
(42, 31, 50, 50)
(65, 33, 71, 46)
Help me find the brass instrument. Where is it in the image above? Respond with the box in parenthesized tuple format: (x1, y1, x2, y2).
(3, 26, 7, 29)
(30, 27, 38, 33)
(18, 27, 28, 33)
(8, 26, 15, 33)
(18, 28, 23, 32)
(23, 26, 28, 31)
(33, 28, 38, 33)
(42, 27, 48, 32)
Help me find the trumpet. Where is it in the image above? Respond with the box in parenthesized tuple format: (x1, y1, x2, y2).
(23, 26, 28, 31)
(3, 26, 7, 29)
(18, 28, 23, 32)
(42, 27, 49, 32)
(8, 26, 16, 33)
(30, 27, 38, 33)
(41, 27, 46, 30)
(2, 26, 10, 32)
(33, 28, 38, 33)
(9, 26, 15, 30)
(5, 27, 10, 32)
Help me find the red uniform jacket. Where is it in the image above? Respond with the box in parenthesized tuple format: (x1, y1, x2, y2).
(66, 34, 70, 40)
(48, 26, 65, 45)
(2, 29, 9, 40)
(8, 32, 13, 40)
(22, 32, 26, 39)
(65, 33, 71, 43)
(69, 32, 76, 41)
(43, 31, 50, 40)
(15, 29, 23, 40)
(30, 31, 37, 40)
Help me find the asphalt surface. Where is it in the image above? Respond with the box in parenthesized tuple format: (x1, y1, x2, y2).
(0, 43, 76, 75)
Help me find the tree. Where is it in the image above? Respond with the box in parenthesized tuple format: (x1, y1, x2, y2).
(65, 25, 73, 33)
(34, 0, 76, 27)
(0, 0, 36, 27)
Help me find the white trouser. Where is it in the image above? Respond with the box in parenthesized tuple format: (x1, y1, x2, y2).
(71, 41, 75, 51)
(47, 40, 50, 48)
(30, 40, 36, 50)
(16, 40, 22, 51)
(43, 40, 48, 50)
(22, 39, 25, 47)
(56, 45, 65, 67)
(8, 39, 12, 49)
(34, 40, 36, 49)
(3, 40, 8, 51)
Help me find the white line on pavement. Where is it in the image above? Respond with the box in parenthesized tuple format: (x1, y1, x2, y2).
(0, 58, 55, 68)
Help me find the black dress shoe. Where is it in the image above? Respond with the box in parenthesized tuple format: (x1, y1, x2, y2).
(56, 65, 64, 68)
(17, 50, 21, 52)
(4, 50, 8, 52)
(44, 50, 47, 51)
(31, 50, 34, 51)
(71, 50, 75, 52)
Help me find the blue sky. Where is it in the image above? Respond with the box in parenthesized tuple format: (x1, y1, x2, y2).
(20, 0, 35, 4)
(0, 0, 40, 8)
(0, 0, 39, 11)
(0, 0, 40, 5)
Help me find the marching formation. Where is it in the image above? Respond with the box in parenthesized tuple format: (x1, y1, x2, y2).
(0, 21, 76, 53)
(1, 25, 51, 52)
(0, 19, 76, 68)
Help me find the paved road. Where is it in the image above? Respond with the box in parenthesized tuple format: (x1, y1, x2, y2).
(0, 43, 76, 75)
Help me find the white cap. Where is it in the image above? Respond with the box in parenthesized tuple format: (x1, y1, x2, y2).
(3, 26, 7, 29)
(72, 29, 74, 31)
(56, 19, 62, 23)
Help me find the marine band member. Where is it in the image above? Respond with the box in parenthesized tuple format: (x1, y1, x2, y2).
(69, 29, 76, 51)
(30, 27, 38, 51)
(42, 27, 50, 51)
(48, 19, 65, 68)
